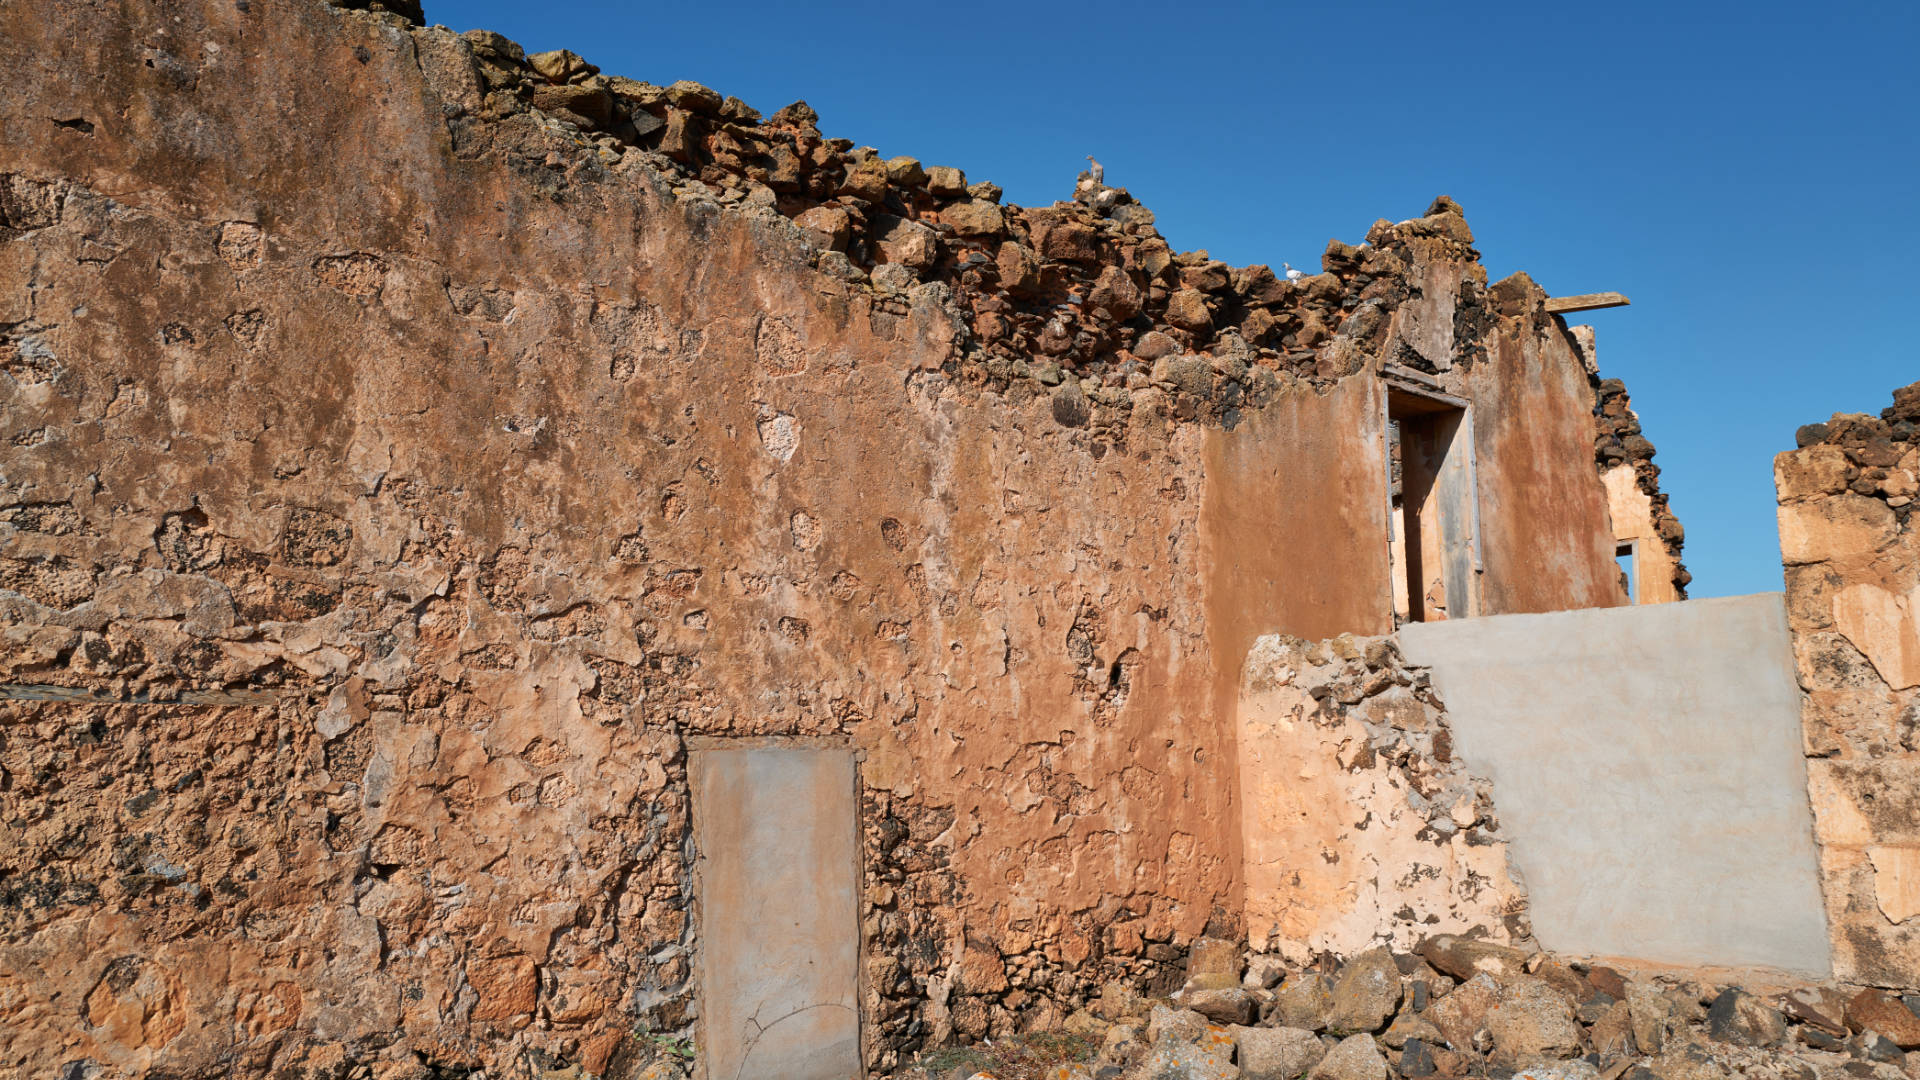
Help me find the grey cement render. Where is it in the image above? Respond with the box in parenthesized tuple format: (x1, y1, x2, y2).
(692, 745, 861, 1080)
(1399, 593, 1831, 975)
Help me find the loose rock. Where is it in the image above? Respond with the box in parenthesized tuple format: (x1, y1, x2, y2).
(1847, 989, 1920, 1049)
(1418, 935, 1530, 984)
(1270, 973, 1335, 1031)
(1488, 975, 1582, 1068)
(1231, 1024, 1326, 1080)
(1328, 947, 1403, 1034)
(1706, 988, 1786, 1048)
(1307, 1033, 1388, 1080)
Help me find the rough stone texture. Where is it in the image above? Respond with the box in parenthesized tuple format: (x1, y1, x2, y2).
(1589, 366, 1689, 599)
(1307, 1033, 1389, 1080)
(1271, 973, 1337, 1032)
(1186, 936, 1246, 991)
(1704, 989, 1787, 1052)
(1237, 635, 1528, 963)
(1777, 386, 1920, 992)
(1231, 1024, 1327, 1080)
(1429, 973, 1502, 1054)
(1486, 977, 1581, 1068)
(1625, 980, 1679, 1057)
(0, 0, 1702, 1076)
(1328, 947, 1409, 1035)
(1846, 989, 1920, 1049)
(1784, 985, 1852, 1036)
(1183, 986, 1257, 1026)
(1134, 1006, 1238, 1079)
(1419, 935, 1531, 984)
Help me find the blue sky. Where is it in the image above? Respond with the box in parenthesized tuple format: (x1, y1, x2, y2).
(446, 1, 1917, 597)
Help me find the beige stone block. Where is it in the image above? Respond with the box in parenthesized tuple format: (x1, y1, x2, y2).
(1833, 582, 1920, 690)
(1775, 445, 1852, 500)
(1806, 760, 1877, 846)
(1808, 758, 1920, 845)
(1777, 495, 1896, 565)
(1804, 686, 1897, 752)
(1783, 563, 1841, 630)
(1869, 846, 1920, 924)
(1795, 630, 1890, 692)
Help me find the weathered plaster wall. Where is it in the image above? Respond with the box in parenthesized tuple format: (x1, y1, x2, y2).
(0, 6, 1247, 1075)
(1603, 464, 1684, 604)
(1399, 595, 1832, 976)
(1203, 376, 1393, 646)
(0, 0, 1673, 1076)
(1235, 633, 1527, 964)
(1589, 349, 1690, 600)
(1777, 386, 1920, 990)
(1462, 301, 1629, 617)
(1369, 248, 1630, 620)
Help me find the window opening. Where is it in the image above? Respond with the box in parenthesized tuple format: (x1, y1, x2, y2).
(1616, 541, 1638, 604)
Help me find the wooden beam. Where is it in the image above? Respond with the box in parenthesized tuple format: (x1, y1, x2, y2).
(1544, 291, 1630, 314)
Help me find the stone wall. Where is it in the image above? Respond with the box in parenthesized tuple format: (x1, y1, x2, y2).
(0, 0, 1675, 1076)
(1591, 364, 1690, 601)
(1777, 381, 1920, 990)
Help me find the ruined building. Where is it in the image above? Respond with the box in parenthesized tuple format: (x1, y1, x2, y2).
(0, 1, 1915, 1079)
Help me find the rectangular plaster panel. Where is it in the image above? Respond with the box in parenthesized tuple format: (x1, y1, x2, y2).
(693, 744, 861, 1080)
(1399, 593, 1832, 975)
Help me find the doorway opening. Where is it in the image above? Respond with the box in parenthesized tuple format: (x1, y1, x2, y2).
(1387, 383, 1479, 623)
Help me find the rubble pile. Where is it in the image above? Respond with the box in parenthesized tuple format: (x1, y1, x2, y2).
(896, 935, 1920, 1080)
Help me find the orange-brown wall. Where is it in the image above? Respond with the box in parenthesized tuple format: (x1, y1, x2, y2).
(0, 2, 1643, 1074)
(1464, 316, 1630, 615)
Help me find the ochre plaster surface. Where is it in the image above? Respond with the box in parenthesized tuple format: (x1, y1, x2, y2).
(0, 0, 1679, 1073)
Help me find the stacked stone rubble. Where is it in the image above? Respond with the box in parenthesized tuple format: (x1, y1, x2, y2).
(1592, 378, 1690, 597)
(430, 20, 1498, 437)
(897, 934, 1920, 1079)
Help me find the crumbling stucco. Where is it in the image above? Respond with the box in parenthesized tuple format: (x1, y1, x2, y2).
(0, 0, 1704, 1076)
(1236, 633, 1527, 965)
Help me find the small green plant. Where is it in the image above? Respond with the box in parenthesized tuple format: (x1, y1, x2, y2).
(630, 1025, 696, 1061)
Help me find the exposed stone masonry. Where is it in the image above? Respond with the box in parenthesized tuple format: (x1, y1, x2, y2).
(0, 1, 1709, 1077)
(1592, 378, 1690, 597)
(1237, 634, 1530, 965)
(407, 7, 1585, 445)
(1790, 382, 1920, 524)
(1777, 381, 1920, 992)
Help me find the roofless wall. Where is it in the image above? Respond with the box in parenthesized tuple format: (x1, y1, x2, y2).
(0, 0, 1669, 1074)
